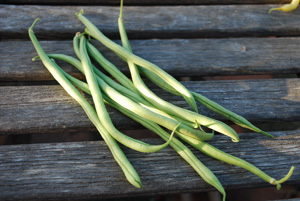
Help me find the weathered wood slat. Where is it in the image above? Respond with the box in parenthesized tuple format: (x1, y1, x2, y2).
(2, 38, 300, 81)
(0, 0, 293, 5)
(1, 5, 300, 39)
(0, 130, 299, 201)
(1, 78, 299, 135)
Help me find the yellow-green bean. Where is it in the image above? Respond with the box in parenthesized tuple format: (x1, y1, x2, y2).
(76, 11, 199, 114)
(180, 134, 295, 190)
(269, 0, 299, 14)
(73, 33, 138, 93)
(28, 19, 142, 188)
(42, 53, 213, 141)
(56, 66, 226, 201)
(78, 35, 174, 153)
(138, 67, 273, 138)
(117, 6, 239, 142)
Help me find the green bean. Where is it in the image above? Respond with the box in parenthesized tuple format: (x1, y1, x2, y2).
(95, 72, 214, 142)
(37, 53, 197, 131)
(63, 58, 293, 198)
(65, 58, 293, 195)
(76, 11, 199, 114)
(40, 53, 145, 106)
(192, 92, 273, 138)
(74, 10, 236, 142)
(41, 53, 213, 141)
(40, 52, 197, 130)
(104, 95, 226, 201)
(73, 32, 81, 59)
(87, 42, 139, 93)
(140, 103, 197, 129)
(78, 35, 174, 153)
(117, 5, 239, 142)
(74, 19, 209, 137)
(180, 134, 295, 190)
(73, 33, 138, 93)
(83, 47, 192, 126)
(28, 19, 142, 188)
(47, 54, 197, 144)
(38, 53, 189, 126)
(57, 67, 226, 201)
(139, 67, 274, 138)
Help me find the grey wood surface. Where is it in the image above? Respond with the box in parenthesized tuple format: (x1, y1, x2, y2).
(2, 5, 300, 39)
(1, 78, 299, 135)
(2, 38, 300, 81)
(0, 0, 293, 5)
(0, 130, 299, 201)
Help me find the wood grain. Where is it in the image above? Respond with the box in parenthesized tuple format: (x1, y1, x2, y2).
(0, 130, 299, 200)
(2, 5, 300, 39)
(1, 78, 299, 135)
(2, 38, 300, 81)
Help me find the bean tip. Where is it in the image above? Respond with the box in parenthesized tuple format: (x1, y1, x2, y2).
(28, 18, 41, 32)
(268, 8, 280, 14)
(75, 32, 81, 37)
(276, 183, 282, 190)
(76, 10, 84, 16)
(231, 138, 239, 143)
(130, 179, 142, 188)
(259, 130, 274, 138)
(276, 166, 295, 185)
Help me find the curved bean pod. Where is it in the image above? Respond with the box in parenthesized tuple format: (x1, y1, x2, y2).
(73, 33, 138, 93)
(39, 53, 193, 128)
(106, 95, 226, 201)
(180, 134, 295, 190)
(95, 74, 214, 142)
(66, 65, 293, 197)
(76, 11, 199, 114)
(28, 19, 142, 188)
(117, 9, 239, 142)
(139, 67, 273, 138)
(41, 53, 213, 141)
(87, 41, 139, 94)
(269, 0, 299, 14)
(57, 67, 226, 201)
(79, 35, 175, 153)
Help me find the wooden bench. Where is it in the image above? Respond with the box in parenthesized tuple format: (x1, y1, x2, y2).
(1, 0, 300, 200)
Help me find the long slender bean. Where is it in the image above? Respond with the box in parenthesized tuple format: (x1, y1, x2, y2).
(79, 35, 174, 153)
(61, 59, 292, 199)
(139, 66, 274, 138)
(117, 5, 239, 142)
(103, 96, 226, 201)
(40, 53, 145, 106)
(87, 41, 139, 93)
(95, 71, 214, 141)
(73, 33, 138, 93)
(114, 5, 294, 187)
(56, 66, 226, 201)
(35, 53, 182, 124)
(39, 53, 213, 141)
(28, 19, 142, 188)
(73, 32, 81, 59)
(65, 59, 293, 197)
(34, 53, 199, 130)
(76, 11, 199, 114)
(180, 134, 295, 190)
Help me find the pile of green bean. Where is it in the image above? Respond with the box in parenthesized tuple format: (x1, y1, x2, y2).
(28, 1, 294, 200)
